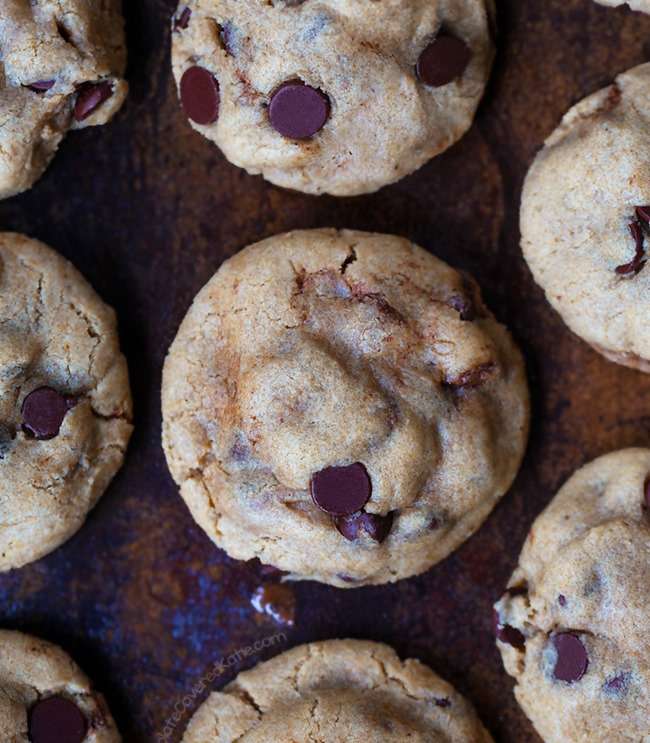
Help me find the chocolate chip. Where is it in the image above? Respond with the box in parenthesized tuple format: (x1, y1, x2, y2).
(449, 294, 476, 321)
(311, 462, 371, 516)
(493, 609, 526, 649)
(29, 696, 86, 743)
(552, 633, 588, 683)
(435, 698, 451, 708)
(636, 205, 650, 223)
(615, 221, 646, 276)
(335, 510, 394, 543)
(251, 583, 295, 626)
(269, 81, 330, 139)
(22, 387, 74, 439)
(74, 81, 114, 122)
(604, 673, 628, 695)
(27, 80, 56, 92)
(173, 7, 191, 31)
(558, 594, 567, 607)
(180, 66, 220, 125)
(416, 34, 471, 88)
(220, 22, 235, 55)
(644, 476, 650, 511)
(337, 574, 359, 584)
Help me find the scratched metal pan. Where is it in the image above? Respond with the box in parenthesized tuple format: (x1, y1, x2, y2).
(1, 1, 649, 740)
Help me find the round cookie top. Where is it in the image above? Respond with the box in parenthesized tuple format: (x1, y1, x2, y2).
(0, 0, 128, 200)
(170, 0, 494, 196)
(594, 0, 650, 11)
(521, 63, 650, 371)
(182, 639, 494, 742)
(0, 629, 120, 742)
(494, 448, 650, 743)
(162, 229, 529, 587)
(0, 233, 132, 571)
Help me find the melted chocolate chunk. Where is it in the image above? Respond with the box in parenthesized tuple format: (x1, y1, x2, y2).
(335, 510, 394, 543)
(74, 81, 114, 122)
(552, 633, 588, 683)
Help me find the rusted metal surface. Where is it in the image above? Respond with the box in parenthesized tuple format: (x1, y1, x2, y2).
(1, 1, 649, 740)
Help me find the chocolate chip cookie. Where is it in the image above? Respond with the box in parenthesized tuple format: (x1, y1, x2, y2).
(162, 229, 529, 587)
(182, 639, 494, 742)
(0, 629, 120, 742)
(494, 449, 650, 743)
(521, 63, 650, 371)
(0, 233, 132, 571)
(170, 0, 495, 196)
(0, 0, 128, 200)
(594, 0, 650, 11)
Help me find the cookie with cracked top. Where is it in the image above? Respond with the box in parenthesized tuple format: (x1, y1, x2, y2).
(0, 0, 128, 200)
(494, 448, 650, 743)
(0, 233, 132, 571)
(521, 63, 650, 371)
(170, 0, 495, 196)
(0, 629, 121, 741)
(161, 229, 529, 587)
(181, 639, 494, 742)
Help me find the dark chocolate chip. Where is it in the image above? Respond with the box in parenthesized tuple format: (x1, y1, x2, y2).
(220, 22, 235, 55)
(337, 574, 359, 584)
(615, 221, 646, 276)
(27, 80, 56, 92)
(180, 66, 220, 125)
(558, 594, 567, 607)
(251, 583, 295, 626)
(29, 696, 87, 743)
(493, 609, 526, 649)
(644, 476, 650, 511)
(636, 205, 650, 223)
(269, 81, 330, 139)
(173, 7, 191, 31)
(552, 633, 588, 683)
(449, 294, 476, 321)
(310, 462, 371, 516)
(604, 673, 628, 695)
(22, 387, 74, 439)
(74, 81, 114, 122)
(434, 698, 451, 708)
(416, 34, 471, 88)
(335, 510, 394, 543)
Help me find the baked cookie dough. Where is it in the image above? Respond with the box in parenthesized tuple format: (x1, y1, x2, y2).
(170, 0, 495, 196)
(0, 233, 132, 571)
(162, 229, 529, 587)
(521, 63, 650, 371)
(494, 449, 650, 743)
(0, 629, 120, 742)
(182, 639, 494, 742)
(0, 0, 128, 200)
(594, 0, 650, 12)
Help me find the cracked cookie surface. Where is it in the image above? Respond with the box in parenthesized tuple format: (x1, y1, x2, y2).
(494, 449, 650, 743)
(0, 0, 128, 200)
(0, 233, 132, 571)
(0, 629, 120, 742)
(170, 0, 494, 196)
(182, 639, 494, 742)
(521, 63, 650, 371)
(162, 229, 529, 587)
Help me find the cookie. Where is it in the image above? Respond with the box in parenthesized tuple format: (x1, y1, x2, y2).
(162, 229, 529, 587)
(521, 63, 650, 371)
(494, 449, 650, 743)
(170, 0, 495, 196)
(594, 0, 650, 11)
(0, 0, 128, 200)
(181, 639, 494, 742)
(0, 233, 133, 571)
(0, 629, 120, 742)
